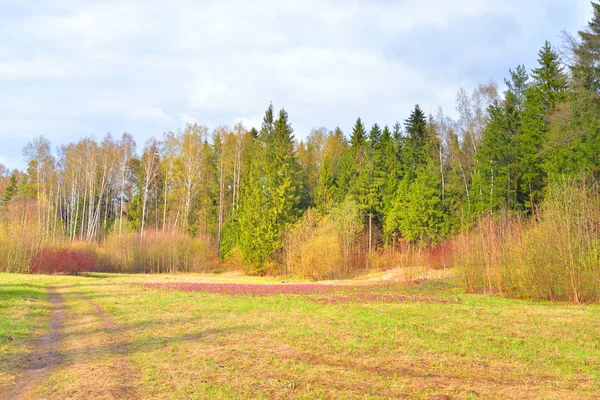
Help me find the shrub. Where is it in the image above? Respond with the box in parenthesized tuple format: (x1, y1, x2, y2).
(428, 242, 454, 270)
(510, 179, 600, 302)
(454, 178, 600, 303)
(121, 228, 219, 274)
(31, 246, 98, 275)
(453, 213, 522, 295)
(0, 199, 50, 273)
(285, 210, 344, 280)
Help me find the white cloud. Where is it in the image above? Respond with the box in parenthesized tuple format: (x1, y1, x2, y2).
(0, 0, 594, 167)
(125, 108, 172, 123)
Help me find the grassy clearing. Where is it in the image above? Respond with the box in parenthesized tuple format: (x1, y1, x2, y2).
(0, 271, 599, 399)
(0, 274, 72, 388)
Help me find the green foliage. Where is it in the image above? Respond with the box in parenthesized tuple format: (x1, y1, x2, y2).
(6, 5, 600, 285)
(330, 198, 363, 259)
(504, 64, 530, 109)
(385, 166, 444, 245)
(233, 104, 303, 274)
(380, 125, 402, 213)
(314, 158, 335, 212)
(402, 105, 428, 178)
(0, 175, 19, 207)
(349, 117, 366, 148)
(284, 209, 344, 279)
(572, 2, 600, 93)
(457, 178, 600, 303)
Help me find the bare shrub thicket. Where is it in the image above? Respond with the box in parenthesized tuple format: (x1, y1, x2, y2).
(366, 242, 453, 283)
(285, 210, 344, 279)
(0, 205, 219, 274)
(454, 212, 523, 295)
(455, 179, 600, 303)
(284, 203, 454, 280)
(0, 199, 55, 273)
(103, 227, 219, 273)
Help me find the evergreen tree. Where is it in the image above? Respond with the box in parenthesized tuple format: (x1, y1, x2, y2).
(314, 158, 335, 212)
(531, 41, 568, 110)
(361, 123, 385, 252)
(520, 42, 568, 207)
(403, 105, 428, 178)
(385, 166, 444, 245)
(572, 2, 600, 93)
(234, 105, 302, 273)
(380, 125, 402, 210)
(334, 150, 355, 203)
(368, 122, 382, 146)
(392, 121, 404, 175)
(504, 65, 530, 109)
(350, 118, 366, 148)
(546, 3, 600, 179)
(0, 174, 19, 207)
(474, 100, 519, 212)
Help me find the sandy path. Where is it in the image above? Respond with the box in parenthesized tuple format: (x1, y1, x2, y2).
(1, 286, 65, 400)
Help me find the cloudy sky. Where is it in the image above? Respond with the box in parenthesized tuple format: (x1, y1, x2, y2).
(0, 0, 593, 169)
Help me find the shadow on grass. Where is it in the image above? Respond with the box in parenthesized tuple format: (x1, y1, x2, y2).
(58, 325, 252, 365)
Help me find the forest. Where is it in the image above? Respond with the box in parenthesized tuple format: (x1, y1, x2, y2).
(1, 3, 600, 303)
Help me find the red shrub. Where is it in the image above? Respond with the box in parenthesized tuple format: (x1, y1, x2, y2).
(30, 247, 99, 275)
(427, 242, 454, 270)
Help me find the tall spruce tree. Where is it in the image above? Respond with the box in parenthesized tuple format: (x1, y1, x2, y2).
(531, 41, 568, 110)
(403, 105, 428, 178)
(572, 2, 600, 93)
(544, 3, 600, 179)
(385, 166, 444, 245)
(519, 42, 569, 207)
(474, 100, 520, 212)
(350, 118, 367, 148)
(360, 123, 385, 253)
(235, 105, 302, 273)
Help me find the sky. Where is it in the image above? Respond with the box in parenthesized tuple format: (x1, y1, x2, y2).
(0, 0, 593, 170)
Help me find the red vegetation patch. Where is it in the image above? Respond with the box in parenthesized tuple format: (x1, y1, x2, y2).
(136, 282, 455, 304)
(31, 248, 99, 275)
(428, 242, 454, 270)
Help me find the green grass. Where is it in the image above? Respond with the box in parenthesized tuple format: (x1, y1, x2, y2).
(0, 273, 73, 387)
(1, 271, 599, 399)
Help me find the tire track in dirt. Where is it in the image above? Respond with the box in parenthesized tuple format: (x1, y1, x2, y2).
(0, 286, 64, 400)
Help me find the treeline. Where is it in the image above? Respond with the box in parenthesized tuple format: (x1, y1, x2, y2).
(1, 4, 600, 294)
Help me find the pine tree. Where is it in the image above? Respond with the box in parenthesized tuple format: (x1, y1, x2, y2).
(380, 126, 401, 202)
(0, 174, 19, 207)
(235, 105, 302, 273)
(350, 118, 366, 148)
(474, 101, 519, 212)
(543, 4, 600, 180)
(361, 123, 385, 253)
(519, 41, 569, 207)
(314, 158, 335, 212)
(504, 65, 530, 109)
(572, 2, 600, 93)
(403, 105, 428, 178)
(531, 41, 568, 110)
(385, 166, 444, 245)
(392, 121, 404, 175)
(334, 150, 355, 203)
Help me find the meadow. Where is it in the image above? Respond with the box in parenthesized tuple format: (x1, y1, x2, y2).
(1, 270, 599, 399)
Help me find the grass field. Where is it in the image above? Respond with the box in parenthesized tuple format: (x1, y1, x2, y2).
(1, 270, 599, 399)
